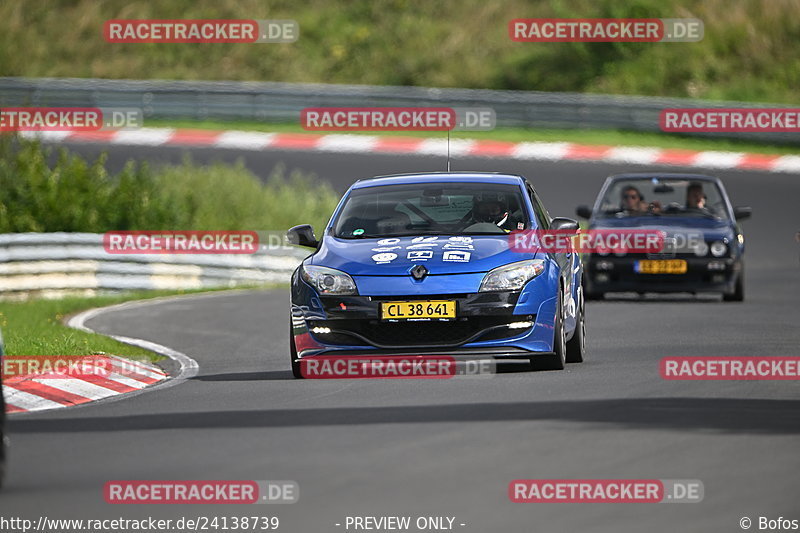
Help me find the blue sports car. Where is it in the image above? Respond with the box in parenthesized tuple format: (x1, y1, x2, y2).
(575, 173, 751, 301)
(287, 172, 586, 378)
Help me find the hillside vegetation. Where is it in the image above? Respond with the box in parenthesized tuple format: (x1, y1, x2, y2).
(0, 0, 798, 103)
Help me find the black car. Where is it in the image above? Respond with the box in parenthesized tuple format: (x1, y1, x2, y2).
(576, 173, 751, 301)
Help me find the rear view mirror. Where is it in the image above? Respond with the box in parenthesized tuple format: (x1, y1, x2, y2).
(733, 206, 752, 220)
(287, 224, 318, 248)
(420, 195, 449, 207)
(551, 217, 580, 232)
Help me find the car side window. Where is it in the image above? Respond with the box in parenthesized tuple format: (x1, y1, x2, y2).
(527, 185, 550, 230)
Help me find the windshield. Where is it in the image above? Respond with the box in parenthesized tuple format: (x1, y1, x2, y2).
(332, 182, 531, 238)
(596, 178, 730, 220)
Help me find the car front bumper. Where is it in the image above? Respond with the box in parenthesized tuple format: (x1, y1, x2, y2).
(584, 255, 742, 294)
(290, 274, 561, 359)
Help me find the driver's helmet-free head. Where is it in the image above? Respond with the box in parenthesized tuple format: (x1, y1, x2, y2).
(686, 182, 706, 208)
(473, 192, 508, 223)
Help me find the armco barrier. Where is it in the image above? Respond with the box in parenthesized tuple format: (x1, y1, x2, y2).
(0, 77, 797, 144)
(0, 233, 306, 296)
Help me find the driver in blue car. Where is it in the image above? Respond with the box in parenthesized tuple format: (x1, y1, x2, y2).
(470, 192, 515, 231)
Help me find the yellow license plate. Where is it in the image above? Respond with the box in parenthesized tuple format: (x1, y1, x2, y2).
(635, 259, 687, 274)
(381, 300, 456, 320)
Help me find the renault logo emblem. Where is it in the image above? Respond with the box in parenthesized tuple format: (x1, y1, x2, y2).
(410, 264, 428, 280)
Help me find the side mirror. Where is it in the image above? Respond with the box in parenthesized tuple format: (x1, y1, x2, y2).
(287, 224, 318, 248)
(733, 206, 752, 220)
(575, 205, 592, 219)
(550, 217, 580, 232)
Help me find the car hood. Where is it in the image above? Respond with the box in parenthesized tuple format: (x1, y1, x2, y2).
(310, 235, 528, 276)
(589, 216, 734, 241)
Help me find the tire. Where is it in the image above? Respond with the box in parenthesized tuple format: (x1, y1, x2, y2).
(565, 290, 586, 364)
(723, 274, 744, 302)
(289, 319, 304, 379)
(531, 289, 566, 371)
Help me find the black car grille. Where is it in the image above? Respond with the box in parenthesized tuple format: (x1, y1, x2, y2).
(308, 316, 530, 348)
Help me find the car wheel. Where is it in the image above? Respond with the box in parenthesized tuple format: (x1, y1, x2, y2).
(723, 273, 744, 302)
(531, 289, 566, 371)
(565, 291, 586, 364)
(289, 319, 304, 379)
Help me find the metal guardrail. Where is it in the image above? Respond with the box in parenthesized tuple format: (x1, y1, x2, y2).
(0, 77, 797, 144)
(0, 233, 306, 297)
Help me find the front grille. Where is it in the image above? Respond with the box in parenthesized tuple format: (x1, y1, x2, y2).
(308, 316, 529, 348)
(647, 237, 677, 259)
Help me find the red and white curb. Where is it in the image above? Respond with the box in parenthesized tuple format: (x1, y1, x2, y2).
(2, 355, 167, 414)
(21, 128, 800, 174)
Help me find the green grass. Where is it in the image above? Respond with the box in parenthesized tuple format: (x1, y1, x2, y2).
(145, 118, 800, 155)
(1, 0, 799, 104)
(0, 290, 221, 363)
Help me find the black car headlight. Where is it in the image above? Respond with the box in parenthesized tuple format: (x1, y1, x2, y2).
(301, 265, 357, 295)
(479, 259, 546, 292)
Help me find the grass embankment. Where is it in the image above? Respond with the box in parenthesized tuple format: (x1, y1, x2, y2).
(1, 0, 798, 104)
(0, 135, 341, 233)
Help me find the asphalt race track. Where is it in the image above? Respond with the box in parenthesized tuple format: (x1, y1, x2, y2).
(4, 141, 800, 532)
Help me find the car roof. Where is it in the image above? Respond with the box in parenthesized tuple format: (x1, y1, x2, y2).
(351, 172, 527, 189)
(606, 172, 720, 183)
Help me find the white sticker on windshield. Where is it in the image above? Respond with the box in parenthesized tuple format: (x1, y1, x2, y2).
(448, 236, 473, 243)
(412, 236, 439, 243)
(377, 238, 401, 245)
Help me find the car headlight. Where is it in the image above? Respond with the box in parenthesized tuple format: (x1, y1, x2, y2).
(479, 259, 546, 292)
(301, 265, 357, 295)
(710, 241, 727, 257)
(693, 241, 709, 257)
